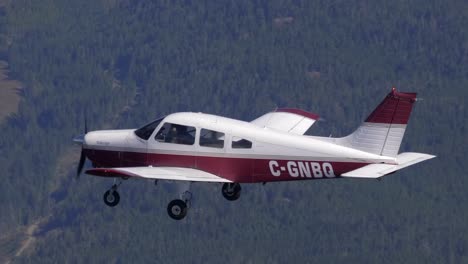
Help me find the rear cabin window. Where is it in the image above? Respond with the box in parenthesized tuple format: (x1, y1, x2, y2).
(200, 129, 224, 148)
(231, 136, 252, 149)
(155, 123, 196, 145)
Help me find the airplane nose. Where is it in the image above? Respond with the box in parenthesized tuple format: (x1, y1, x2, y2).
(80, 130, 130, 148)
(73, 132, 93, 146)
(83, 133, 90, 146)
(83, 132, 98, 146)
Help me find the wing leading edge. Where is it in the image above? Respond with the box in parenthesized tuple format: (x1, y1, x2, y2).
(86, 167, 232, 183)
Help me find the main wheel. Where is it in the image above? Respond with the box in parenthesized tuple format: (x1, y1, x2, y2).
(167, 199, 188, 220)
(103, 190, 120, 207)
(222, 183, 241, 201)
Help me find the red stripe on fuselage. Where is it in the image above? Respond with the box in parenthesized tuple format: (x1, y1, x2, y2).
(84, 149, 368, 183)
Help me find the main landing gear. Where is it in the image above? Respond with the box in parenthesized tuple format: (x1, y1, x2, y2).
(222, 183, 241, 201)
(166, 183, 242, 220)
(101, 180, 242, 220)
(167, 191, 192, 221)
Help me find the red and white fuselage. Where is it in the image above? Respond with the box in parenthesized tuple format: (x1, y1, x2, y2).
(82, 88, 434, 182)
(76, 88, 435, 220)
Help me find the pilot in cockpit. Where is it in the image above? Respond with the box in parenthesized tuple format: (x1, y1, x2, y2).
(166, 124, 193, 144)
(166, 125, 177, 143)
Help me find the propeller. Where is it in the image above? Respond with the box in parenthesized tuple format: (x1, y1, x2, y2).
(75, 117, 88, 179)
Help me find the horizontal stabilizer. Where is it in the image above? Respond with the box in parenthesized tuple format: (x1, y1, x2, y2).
(341, 152, 436, 178)
(86, 167, 232, 182)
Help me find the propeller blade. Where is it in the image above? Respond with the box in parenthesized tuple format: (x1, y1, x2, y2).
(76, 116, 89, 179)
(77, 150, 86, 178)
(84, 116, 88, 134)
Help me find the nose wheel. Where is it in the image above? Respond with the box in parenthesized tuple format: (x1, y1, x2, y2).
(103, 183, 121, 207)
(103, 189, 120, 207)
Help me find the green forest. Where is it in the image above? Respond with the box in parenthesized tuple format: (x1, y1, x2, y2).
(0, 0, 467, 263)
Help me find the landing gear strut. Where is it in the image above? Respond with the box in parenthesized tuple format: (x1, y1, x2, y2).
(222, 183, 241, 201)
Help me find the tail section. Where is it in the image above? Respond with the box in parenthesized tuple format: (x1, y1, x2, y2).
(340, 88, 417, 157)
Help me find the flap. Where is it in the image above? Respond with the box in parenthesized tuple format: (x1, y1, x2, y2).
(86, 167, 232, 183)
(340, 152, 436, 178)
(251, 108, 319, 135)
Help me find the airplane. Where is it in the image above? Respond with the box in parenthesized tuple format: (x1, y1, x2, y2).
(74, 88, 435, 220)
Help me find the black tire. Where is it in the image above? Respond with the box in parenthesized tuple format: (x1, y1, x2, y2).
(103, 190, 120, 207)
(222, 183, 241, 201)
(167, 199, 188, 220)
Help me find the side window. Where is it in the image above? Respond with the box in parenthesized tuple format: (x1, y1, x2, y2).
(200, 129, 224, 148)
(231, 136, 252, 149)
(155, 123, 196, 145)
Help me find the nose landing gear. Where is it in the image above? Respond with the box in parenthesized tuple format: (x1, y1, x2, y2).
(103, 186, 120, 207)
(103, 181, 122, 207)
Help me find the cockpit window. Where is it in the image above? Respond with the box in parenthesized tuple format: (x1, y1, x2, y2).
(134, 117, 164, 140)
(200, 129, 224, 148)
(232, 136, 252, 149)
(155, 123, 196, 145)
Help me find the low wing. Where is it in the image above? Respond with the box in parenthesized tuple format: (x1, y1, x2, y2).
(251, 108, 320, 135)
(86, 167, 232, 183)
(341, 152, 436, 178)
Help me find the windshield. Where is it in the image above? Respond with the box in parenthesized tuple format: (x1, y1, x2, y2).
(134, 117, 164, 140)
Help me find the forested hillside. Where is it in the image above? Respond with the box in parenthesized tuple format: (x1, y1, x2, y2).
(0, 0, 467, 263)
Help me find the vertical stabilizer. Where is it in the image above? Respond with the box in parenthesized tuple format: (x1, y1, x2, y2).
(339, 88, 417, 157)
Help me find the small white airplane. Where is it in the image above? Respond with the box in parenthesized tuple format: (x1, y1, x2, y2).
(74, 88, 435, 220)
